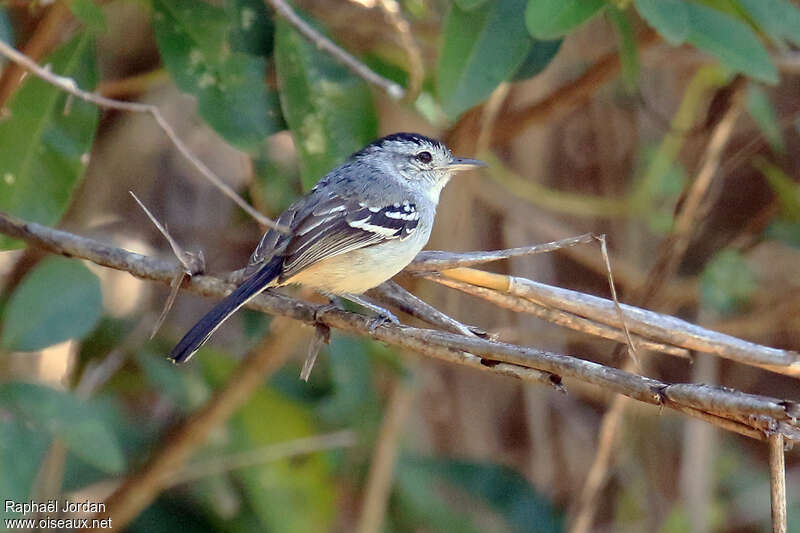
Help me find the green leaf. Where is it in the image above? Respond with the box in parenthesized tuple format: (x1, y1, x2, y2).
(1, 257, 102, 352)
(426, 458, 564, 532)
(0, 34, 99, 250)
(232, 387, 336, 532)
(274, 12, 377, 190)
(700, 249, 758, 315)
(227, 0, 275, 56)
(318, 337, 380, 428)
(746, 84, 785, 153)
(684, 2, 778, 84)
(67, 0, 107, 33)
(525, 0, 606, 39)
(737, 0, 800, 47)
(0, 382, 125, 473)
(0, 419, 50, 521)
(511, 38, 562, 82)
(136, 349, 209, 410)
(609, 7, 639, 90)
(395, 456, 564, 533)
(438, 0, 532, 119)
(153, 0, 283, 151)
(454, 0, 491, 10)
(635, 0, 689, 45)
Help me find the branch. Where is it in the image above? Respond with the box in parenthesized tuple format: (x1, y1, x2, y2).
(0, 39, 286, 232)
(2, 211, 800, 446)
(265, 0, 405, 100)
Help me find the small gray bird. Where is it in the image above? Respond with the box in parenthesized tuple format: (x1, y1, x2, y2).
(169, 132, 485, 363)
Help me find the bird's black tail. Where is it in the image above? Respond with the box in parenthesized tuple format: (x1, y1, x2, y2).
(169, 257, 282, 363)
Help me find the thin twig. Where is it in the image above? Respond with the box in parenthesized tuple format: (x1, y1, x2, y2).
(596, 234, 638, 365)
(129, 191, 204, 338)
(300, 323, 330, 381)
(769, 433, 787, 533)
(129, 191, 204, 275)
(0, 39, 286, 232)
(408, 233, 596, 272)
(266, 0, 404, 100)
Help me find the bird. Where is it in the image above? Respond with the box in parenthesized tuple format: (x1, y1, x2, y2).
(169, 132, 486, 363)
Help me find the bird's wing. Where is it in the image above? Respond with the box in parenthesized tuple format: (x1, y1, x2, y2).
(279, 196, 421, 280)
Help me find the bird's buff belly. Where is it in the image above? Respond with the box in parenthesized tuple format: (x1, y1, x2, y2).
(283, 241, 422, 295)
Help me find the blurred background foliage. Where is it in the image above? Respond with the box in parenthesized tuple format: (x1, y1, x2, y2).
(0, 0, 798, 531)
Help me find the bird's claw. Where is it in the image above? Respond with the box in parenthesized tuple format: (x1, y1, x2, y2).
(369, 310, 400, 332)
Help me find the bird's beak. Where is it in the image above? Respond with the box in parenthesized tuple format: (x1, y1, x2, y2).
(445, 157, 488, 172)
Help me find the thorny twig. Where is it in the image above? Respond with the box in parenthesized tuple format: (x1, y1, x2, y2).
(130, 192, 204, 338)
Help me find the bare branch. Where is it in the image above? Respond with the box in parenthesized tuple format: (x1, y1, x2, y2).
(423, 274, 690, 358)
(368, 281, 489, 338)
(265, 0, 405, 100)
(0, 39, 286, 232)
(408, 233, 596, 272)
(436, 268, 800, 372)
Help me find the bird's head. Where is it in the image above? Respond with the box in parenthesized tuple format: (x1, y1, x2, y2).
(355, 132, 486, 202)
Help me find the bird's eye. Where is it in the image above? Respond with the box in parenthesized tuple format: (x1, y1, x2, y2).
(415, 151, 433, 164)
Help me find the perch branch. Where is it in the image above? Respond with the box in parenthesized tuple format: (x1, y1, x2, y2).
(2, 212, 799, 446)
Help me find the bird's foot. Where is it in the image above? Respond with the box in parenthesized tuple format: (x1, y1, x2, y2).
(340, 293, 401, 331)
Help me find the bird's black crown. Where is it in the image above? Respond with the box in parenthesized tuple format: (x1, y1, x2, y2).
(354, 132, 445, 158)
